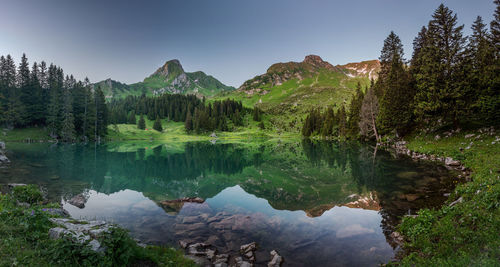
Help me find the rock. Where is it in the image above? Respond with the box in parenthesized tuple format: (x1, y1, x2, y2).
(240, 242, 257, 254)
(42, 208, 70, 217)
(0, 141, 5, 149)
(0, 153, 10, 163)
(68, 193, 88, 209)
(404, 194, 420, 202)
(214, 254, 229, 264)
(390, 231, 404, 246)
(179, 240, 190, 249)
(184, 255, 212, 267)
(214, 263, 228, 267)
(49, 218, 112, 252)
(235, 257, 253, 267)
(8, 183, 27, 188)
(187, 243, 209, 256)
(445, 157, 461, 166)
(206, 248, 217, 260)
(465, 134, 475, 139)
(268, 250, 283, 267)
(210, 132, 217, 138)
(88, 239, 105, 253)
(434, 135, 441, 140)
(449, 196, 463, 207)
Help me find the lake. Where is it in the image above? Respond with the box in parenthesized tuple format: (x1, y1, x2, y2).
(0, 140, 458, 266)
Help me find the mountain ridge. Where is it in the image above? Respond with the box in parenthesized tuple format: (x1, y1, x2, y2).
(93, 59, 235, 99)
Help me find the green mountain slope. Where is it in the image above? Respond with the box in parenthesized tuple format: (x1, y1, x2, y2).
(93, 59, 235, 99)
(215, 55, 380, 131)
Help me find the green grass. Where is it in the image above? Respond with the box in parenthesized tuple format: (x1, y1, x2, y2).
(0, 185, 195, 267)
(397, 131, 500, 266)
(1, 127, 52, 142)
(107, 115, 299, 142)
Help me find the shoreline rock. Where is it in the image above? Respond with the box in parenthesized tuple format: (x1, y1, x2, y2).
(179, 239, 283, 267)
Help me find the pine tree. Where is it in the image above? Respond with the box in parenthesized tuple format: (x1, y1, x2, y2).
(60, 87, 75, 142)
(347, 83, 364, 136)
(137, 114, 146, 130)
(413, 4, 466, 128)
(491, 0, 500, 53)
(377, 32, 413, 135)
(94, 87, 108, 138)
(153, 116, 163, 132)
(337, 105, 347, 137)
(185, 110, 193, 132)
(127, 111, 136, 124)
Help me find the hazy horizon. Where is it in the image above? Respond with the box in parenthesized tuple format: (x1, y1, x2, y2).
(0, 0, 495, 87)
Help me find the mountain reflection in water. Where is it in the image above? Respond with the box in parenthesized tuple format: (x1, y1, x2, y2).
(1, 140, 457, 266)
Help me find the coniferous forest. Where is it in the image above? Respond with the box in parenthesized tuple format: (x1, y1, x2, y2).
(302, 4, 500, 140)
(0, 54, 108, 142)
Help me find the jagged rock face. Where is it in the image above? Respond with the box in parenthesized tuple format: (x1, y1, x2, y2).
(239, 54, 356, 91)
(92, 59, 234, 98)
(338, 60, 381, 80)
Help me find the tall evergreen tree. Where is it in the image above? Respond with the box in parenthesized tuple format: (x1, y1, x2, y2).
(153, 116, 163, 132)
(127, 110, 136, 124)
(413, 4, 466, 127)
(137, 114, 146, 130)
(377, 32, 413, 135)
(60, 86, 75, 142)
(347, 83, 364, 136)
(185, 110, 193, 132)
(94, 87, 108, 138)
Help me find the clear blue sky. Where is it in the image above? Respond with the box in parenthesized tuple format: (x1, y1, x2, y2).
(0, 0, 495, 87)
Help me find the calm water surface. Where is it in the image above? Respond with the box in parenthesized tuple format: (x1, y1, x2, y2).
(0, 140, 458, 266)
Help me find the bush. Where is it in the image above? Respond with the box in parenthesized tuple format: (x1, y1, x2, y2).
(12, 185, 44, 204)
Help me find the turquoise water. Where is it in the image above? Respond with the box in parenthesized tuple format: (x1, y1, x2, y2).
(0, 141, 457, 266)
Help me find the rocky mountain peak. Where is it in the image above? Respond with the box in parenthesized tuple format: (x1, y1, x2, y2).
(303, 55, 335, 70)
(153, 59, 185, 78)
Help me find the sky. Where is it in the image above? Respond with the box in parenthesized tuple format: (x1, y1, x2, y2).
(0, 0, 496, 87)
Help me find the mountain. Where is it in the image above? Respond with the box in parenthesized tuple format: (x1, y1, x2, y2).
(216, 55, 379, 131)
(93, 59, 235, 99)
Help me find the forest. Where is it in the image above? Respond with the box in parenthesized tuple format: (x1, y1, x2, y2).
(302, 4, 500, 140)
(0, 55, 108, 142)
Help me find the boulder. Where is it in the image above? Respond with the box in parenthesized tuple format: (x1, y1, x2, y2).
(184, 255, 212, 267)
(0, 153, 9, 163)
(0, 141, 5, 149)
(445, 157, 461, 166)
(68, 193, 88, 209)
(210, 132, 217, 138)
(268, 250, 283, 267)
(49, 218, 111, 253)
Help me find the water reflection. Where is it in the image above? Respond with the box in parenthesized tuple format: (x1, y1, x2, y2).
(1, 140, 457, 266)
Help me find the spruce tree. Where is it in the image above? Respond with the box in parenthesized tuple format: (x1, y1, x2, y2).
(127, 111, 136, 124)
(60, 87, 75, 142)
(95, 87, 108, 138)
(347, 83, 364, 136)
(377, 32, 413, 135)
(185, 110, 193, 132)
(413, 4, 466, 128)
(153, 116, 163, 132)
(137, 114, 146, 130)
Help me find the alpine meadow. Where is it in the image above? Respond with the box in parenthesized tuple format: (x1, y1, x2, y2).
(0, 1, 499, 267)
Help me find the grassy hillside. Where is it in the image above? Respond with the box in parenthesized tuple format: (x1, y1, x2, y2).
(214, 56, 375, 132)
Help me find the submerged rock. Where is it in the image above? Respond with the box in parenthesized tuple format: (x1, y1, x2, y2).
(68, 193, 88, 209)
(268, 250, 283, 267)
